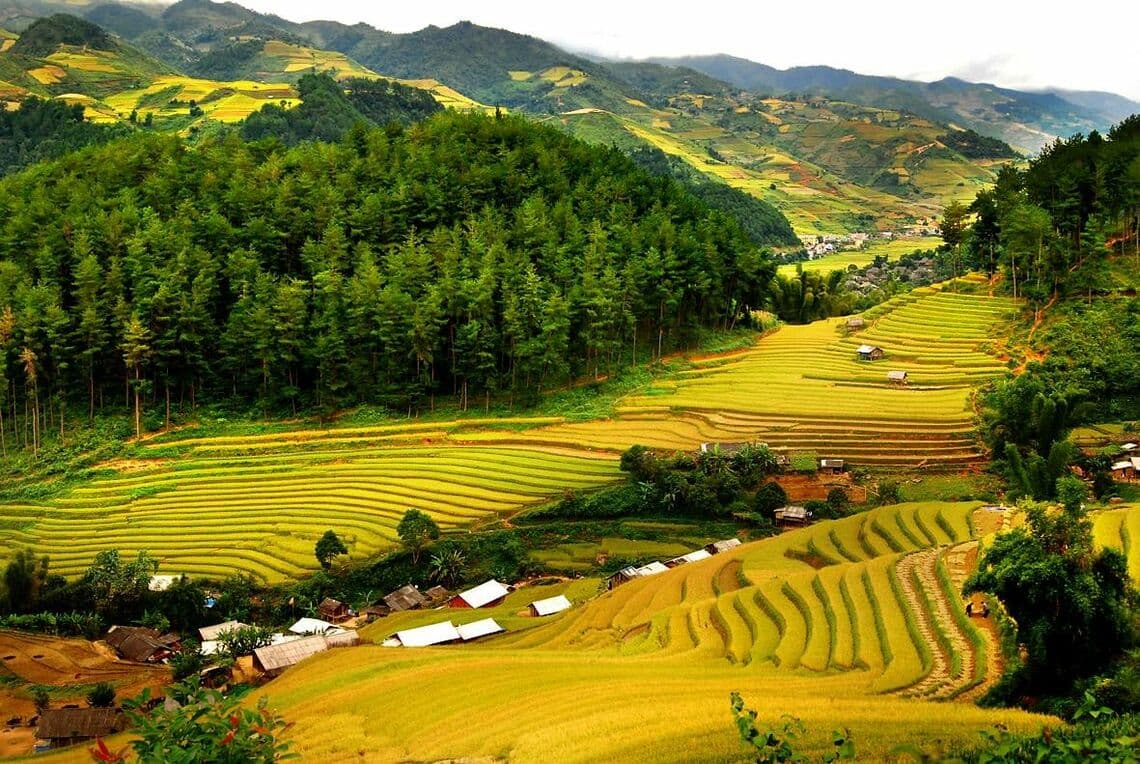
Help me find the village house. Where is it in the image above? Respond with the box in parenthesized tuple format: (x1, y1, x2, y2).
(607, 561, 669, 590)
(856, 344, 884, 361)
(383, 584, 428, 612)
(252, 630, 359, 677)
(198, 621, 247, 642)
(529, 594, 572, 616)
(456, 618, 505, 641)
(288, 617, 339, 635)
(104, 626, 178, 663)
(387, 620, 461, 647)
(318, 598, 352, 623)
(449, 579, 511, 609)
(35, 709, 126, 750)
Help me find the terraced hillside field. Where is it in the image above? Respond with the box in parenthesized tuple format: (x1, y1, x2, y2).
(476, 282, 1017, 467)
(0, 445, 619, 582)
(777, 236, 935, 276)
(236, 504, 1060, 762)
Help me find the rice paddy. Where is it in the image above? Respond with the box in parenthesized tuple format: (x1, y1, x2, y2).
(777, 236, 937, 276)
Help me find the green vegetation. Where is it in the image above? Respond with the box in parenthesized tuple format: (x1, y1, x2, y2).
(9, 15, 114, 59)
(0, 96, 126, 175)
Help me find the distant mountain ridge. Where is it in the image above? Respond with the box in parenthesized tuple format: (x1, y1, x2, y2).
(644, 54, 1139, 153)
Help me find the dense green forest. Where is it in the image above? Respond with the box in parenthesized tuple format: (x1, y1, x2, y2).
(955, 115, 1140, 303)
(0, 110, 771, 449)
(0, 97, 125, 176)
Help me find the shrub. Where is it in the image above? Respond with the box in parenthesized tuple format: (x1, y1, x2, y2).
(87, 682, 115, 708)
(753, 482, 788, 518)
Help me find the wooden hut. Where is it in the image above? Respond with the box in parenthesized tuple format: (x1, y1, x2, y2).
(35, 709, 125, 750)
(887, 370, 909, 385)
(318, 598, 352, 623)
(819, 458, 846, 474)
(856, 344, 884, 361)
(846, 317, 866, 330)
(383, 584, 428, 612)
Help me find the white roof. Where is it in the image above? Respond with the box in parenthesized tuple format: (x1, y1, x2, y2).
(200, 640, 219, 656)
(530, 595, 572, 616)
(1121, 443, 1137, 451)
(708, 538, 743, 553)
(288, 617, 336, 635)
(887, 370, 908, 380)
(1112, 460, 1134, 471)
(269, 633, 304, 646)
(669, 549, 712, 566)
(456, 618, 505, 641)
(148, 575, 179, 592)
(395, 620, 460, 647)
(456, 579, 510, 608)
(856, 344, 878, 354)
(634, 562, 668, 576)
(198, 621, 247, 642)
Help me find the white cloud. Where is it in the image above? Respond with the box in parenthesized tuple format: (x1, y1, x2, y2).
(231, 0, 1140, 100)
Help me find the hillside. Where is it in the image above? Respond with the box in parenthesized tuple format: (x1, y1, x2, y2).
(648, 54, 1140, 154)
(0, 281, 1017, 581)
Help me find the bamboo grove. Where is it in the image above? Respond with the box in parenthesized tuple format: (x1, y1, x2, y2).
(0, 111, 773, 447)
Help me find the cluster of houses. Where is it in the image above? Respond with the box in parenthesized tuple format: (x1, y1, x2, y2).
(1110, 443, 1140, 480)
(378, 579, 574, 648)
(801, 232, 873, 259)
(607, 538, 741, 590)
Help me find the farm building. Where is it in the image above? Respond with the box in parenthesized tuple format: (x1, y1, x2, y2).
(705, 538, 742, 555)
(887, 370, 909, 385)
(607, 562, 668, 590)
(424, 585, 450, 604)
(288, 617, 338, 635)
(318, 598, 352, 623)
(457, 618, 505, 641)
(35, 708, 126, 750)
(383, 584, 428, 611)
(253, 634, 329, 677)
(665, 549, 712, 567)
(198, 620, 247, 642)
(775, 505, 811, 525)
(819, 458, 846, 474)
(529, 595, 572, 616)
(388, 620, 461, 647)
(846, 317, 865, 330)
(1112, 459, 1138, 479)
(450, 579, 511, 609)
(104, 626, 177, 663)
(252, 631, 357, 676)
(856, 344, 884, 361)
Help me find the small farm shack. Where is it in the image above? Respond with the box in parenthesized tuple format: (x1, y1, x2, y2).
(846, 317, 865, 330)
(288, 617, 337, 635)
(529, 595, 572, 616)
(887, 370, 909, 385)
(774, 505, 811, 525)
(35, 709, 125, 750)
(253, 635, 329, 677)
(450, 579, 511, 609)
(456, 618, 505, 641)
(819, 458, 846, 474)
(389, 620, 461, 647)
(856, 344, 884, 361)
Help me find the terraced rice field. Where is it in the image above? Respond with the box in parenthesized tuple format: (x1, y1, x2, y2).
(777, 236, 935, 276)
(481, 283, 1016, 467)
(235, 503, 1053, 762)
(0, 446, 619, 582)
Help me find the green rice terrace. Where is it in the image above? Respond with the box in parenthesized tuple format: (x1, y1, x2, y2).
(0, 282, 1018, 582)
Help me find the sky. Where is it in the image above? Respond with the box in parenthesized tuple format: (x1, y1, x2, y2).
(230, 0, 1140, 100)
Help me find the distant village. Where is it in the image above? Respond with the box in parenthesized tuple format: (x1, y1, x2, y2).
(798, 227, 940, 260)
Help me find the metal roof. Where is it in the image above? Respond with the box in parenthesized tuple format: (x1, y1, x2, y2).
(856, 344, 879, 354)
(530, 594, 572, 616)
(455, 579, 511, 608)
(198, 620, 247, 642)
(887, 370, 908, 380)
(289, 617, 336, 635)
(820, 458, 845, 468)
(1112, 460, 1134, 470)
(253, 634, 329, 672)
(776, 505, 809, 521)
(456, 618, 505, 641)
(394, 620, 460, 647)
(707, 538, 742, 554)
(668, 549, 712, 566)
(634, 562, 668, 576)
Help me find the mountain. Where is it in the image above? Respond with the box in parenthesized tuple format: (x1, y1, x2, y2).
(646, 54, 1140, 153)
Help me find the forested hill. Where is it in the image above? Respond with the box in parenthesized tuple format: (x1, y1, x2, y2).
(0, 111, 770, 424)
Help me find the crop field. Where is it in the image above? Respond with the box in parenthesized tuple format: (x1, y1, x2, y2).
(220, 503, 1055, 763)
(0, 446, 619, 582)
(104, 75, 300, 124)
(777, 236, 935, 276)
(256, 40, 375, 79)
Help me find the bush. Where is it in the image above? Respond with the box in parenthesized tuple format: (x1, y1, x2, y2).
(87, 682, 115, 708)
(826, 487, 850, 514)
(753, 482, 787, 518)
(877, 480, 901, 505)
